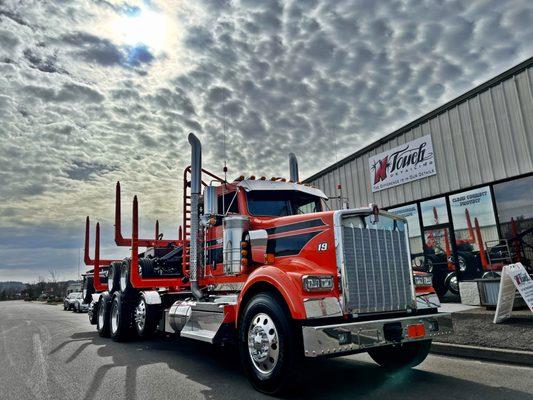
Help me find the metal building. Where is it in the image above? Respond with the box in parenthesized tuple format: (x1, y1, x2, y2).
(305, 57, 533, 296)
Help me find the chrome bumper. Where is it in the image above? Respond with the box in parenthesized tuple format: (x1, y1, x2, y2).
(302, 312, 453, 357)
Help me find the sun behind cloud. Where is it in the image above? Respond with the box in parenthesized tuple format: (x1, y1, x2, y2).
(111, 7, 170, 53)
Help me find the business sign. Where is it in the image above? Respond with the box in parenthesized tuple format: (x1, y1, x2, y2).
(369, 135, 436, 192)
(494, 263, 533, 323)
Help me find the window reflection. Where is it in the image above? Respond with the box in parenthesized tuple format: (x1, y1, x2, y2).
(420, 197, 448, 226)
(494, 176, 533, 272)
(449, 186, 498, 278)
(388, 204, 423, 269)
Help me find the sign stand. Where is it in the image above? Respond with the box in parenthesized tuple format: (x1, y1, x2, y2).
(494, 263, 533, 324)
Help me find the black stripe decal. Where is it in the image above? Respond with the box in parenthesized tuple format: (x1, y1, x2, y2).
(205, 238, 222, 247)
(267, 231, 321, 256)
(265, 219, 325, 235)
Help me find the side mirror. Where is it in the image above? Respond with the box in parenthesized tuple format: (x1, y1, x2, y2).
(204, 186, 218, 216)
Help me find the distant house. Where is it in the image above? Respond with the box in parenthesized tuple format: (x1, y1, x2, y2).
(66, 282, 81, 294)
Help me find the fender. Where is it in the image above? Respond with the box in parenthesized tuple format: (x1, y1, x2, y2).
(141, 290, 162, 305)
(238, 260, 330, 323)
(91, 292, 102, 304)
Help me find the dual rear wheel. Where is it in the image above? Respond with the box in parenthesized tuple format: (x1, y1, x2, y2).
(96, 290, 160, 341)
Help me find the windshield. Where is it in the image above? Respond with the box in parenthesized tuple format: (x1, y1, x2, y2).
(246, 190, 322, 217)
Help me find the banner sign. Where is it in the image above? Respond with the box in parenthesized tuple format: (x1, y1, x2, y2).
(494, 263, 533, 323)
(369, 134, 436, 192)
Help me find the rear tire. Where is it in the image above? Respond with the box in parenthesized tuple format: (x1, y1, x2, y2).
(239, 292, 299, 395)
(110, 292, 133, 342)
(368, 340, 432, 370)
(89, 300, 99, 325)
(120, 259, 137, 299)
(83, 276, 95, 303)
(97, 292, 111, 338)
(108, 262, 121, 293)
(134, 294, 161, 339)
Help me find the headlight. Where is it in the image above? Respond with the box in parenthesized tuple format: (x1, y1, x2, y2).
(302, 275, 334, 292)
(414, 274, 433, 286)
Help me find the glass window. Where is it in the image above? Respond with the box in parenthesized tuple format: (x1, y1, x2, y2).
(218, 192, 239, 214)
(423, 227, 453, 272)
(420, 197, 449, 226)
(449, 186, 498, 278)
(450, 186, 498, 251)
(388, 204, 422, 254)
(246, 191, 322, 217)
(494, 175, 533, 270)
(388, 203, 424, 269)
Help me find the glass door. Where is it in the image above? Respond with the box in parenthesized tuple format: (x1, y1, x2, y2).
(420, 197, 460, 298)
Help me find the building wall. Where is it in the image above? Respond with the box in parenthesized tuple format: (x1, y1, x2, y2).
(308, 61, 533, 210)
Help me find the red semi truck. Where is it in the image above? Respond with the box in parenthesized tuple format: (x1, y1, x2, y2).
(82, 133, 452, 394)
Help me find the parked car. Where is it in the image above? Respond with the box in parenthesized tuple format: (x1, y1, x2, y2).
(63, 292, 82, 311)
(72, 295, 89, 313)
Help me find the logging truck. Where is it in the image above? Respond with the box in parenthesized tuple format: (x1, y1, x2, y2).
(82, 133, 452, 394)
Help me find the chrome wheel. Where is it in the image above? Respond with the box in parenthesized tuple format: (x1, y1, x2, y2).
(134, 299, 146, 332)
(426, 259, 434, 273)
(247, 313, 279, 375)
(98, 301, 105, 327)
(111, 302, 119, 334)
(108, 268, 115, 292)
(458, 256, 467, 272)
(449, 275, 459, 293)
(120, 270, 127, 292)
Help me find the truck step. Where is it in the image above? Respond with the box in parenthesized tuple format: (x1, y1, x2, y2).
(166, 297, 237, 343)
(180, 328, 218, 343)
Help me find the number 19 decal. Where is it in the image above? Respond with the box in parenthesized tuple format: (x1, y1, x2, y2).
(317, 242, 328, 251)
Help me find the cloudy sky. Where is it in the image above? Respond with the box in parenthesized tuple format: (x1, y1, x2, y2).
(0, 0, 532, 282)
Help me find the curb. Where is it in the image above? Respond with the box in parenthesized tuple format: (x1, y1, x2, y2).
(431, 342, 533, 367)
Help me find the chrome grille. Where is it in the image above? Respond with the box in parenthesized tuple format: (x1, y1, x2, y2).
(341, 224, 413, 314)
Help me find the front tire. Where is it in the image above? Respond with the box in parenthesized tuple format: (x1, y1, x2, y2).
(445, 271, 459, 295)
(239, 292, 299, 395)
(97, 292, 111, 337)
(368, 340, 432, 370)
(110, 292, 133, 342)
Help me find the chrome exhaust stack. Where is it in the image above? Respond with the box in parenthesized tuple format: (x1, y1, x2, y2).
(188, 132, 204, 300)
(289, 152, 299, 182)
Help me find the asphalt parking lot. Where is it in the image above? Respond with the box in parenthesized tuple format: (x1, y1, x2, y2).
(1, 301, 532, 400)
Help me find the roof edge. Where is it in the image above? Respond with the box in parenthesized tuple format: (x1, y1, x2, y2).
(304, 56, 533, 183)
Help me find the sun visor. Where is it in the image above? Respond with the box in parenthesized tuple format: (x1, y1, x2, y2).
(237, 180, 328, 199)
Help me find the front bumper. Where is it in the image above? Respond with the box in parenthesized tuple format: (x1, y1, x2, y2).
(302, 312, 453, 357)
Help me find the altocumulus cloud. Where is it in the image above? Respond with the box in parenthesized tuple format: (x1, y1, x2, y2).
(0, 0, 532, 280)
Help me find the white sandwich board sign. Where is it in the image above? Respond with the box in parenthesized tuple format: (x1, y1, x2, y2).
(494, 263, 533, 324)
